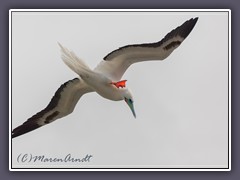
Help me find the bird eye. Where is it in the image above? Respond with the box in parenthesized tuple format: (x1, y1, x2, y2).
(129, 99, 133, 103)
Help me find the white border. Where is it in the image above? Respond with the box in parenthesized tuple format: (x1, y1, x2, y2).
(9, 9, 231, 11)
(9, 9, 231, 171)
(228, 9, 232, 172)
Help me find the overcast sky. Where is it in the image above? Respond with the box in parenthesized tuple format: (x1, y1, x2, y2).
(11, 10, 229, 169)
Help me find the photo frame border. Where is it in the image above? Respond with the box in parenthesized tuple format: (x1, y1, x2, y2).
(9, 9, 231, 172)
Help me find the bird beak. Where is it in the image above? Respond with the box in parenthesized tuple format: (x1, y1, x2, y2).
(125, 98, 136, 118)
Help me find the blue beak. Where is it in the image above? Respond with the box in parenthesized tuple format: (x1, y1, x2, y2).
(125, 98, 136, 118)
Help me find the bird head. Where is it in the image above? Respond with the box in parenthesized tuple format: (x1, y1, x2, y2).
(121, 89, 136, 118)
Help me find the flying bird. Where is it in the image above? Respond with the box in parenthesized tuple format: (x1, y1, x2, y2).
(12, 17, 198, 138)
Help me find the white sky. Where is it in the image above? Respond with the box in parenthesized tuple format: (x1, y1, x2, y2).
(11, 11, 229, 169)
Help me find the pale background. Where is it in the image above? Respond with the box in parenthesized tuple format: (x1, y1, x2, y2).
(11, 11, 229, 168)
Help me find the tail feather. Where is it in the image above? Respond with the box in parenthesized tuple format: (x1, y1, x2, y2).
(58, 43, 91, 76)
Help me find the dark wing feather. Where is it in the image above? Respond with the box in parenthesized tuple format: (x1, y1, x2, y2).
(12, 78, 92, 138)
(104, 17, 198, 61)
(94, 17, 198, 81)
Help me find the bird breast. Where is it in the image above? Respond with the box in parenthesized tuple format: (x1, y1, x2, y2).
(80, 72, 123, 101)
(95, 84, 124, 101)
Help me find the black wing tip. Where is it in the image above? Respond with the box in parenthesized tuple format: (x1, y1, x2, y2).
(187, 17, 199, 28)
(103, 17, 198, 61)
(12, 123, 41, 138)
(12, 78, 80, 139)
(178, 17, 199, 39)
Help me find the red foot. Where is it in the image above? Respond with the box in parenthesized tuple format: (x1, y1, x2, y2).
(111, 80, 127, 88)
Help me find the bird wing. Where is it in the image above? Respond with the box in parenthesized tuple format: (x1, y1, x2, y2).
(12, 78, 93, 138)
(94, 17, 198, 81)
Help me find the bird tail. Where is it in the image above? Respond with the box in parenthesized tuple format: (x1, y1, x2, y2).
(58, 43, 92, 76)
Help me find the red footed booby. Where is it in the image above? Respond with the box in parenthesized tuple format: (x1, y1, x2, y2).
(12, 17, 198, 138)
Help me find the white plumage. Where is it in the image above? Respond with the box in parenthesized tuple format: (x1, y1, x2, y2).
(12, 17, 198, 138)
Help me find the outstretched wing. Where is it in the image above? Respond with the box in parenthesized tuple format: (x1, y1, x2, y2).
(94, 17, 198, 81)
(12, 78, 93, 138)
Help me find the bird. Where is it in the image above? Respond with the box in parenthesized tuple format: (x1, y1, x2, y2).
(12, 17, 198, 138)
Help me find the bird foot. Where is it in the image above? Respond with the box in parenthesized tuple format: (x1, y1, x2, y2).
(110, 80, 127, 88)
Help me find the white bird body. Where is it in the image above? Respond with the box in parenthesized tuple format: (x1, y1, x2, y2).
(79, 73, 125, 101)
(12, 17, 198, 138)
(60, 43, 129, 101)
